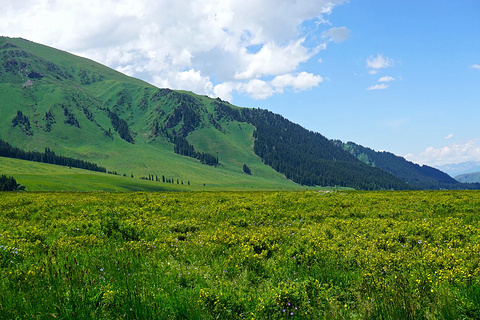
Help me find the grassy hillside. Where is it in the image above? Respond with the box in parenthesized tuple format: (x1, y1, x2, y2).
(0, 37, 302, 190)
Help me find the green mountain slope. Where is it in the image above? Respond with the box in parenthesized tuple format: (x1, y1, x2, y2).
(0, 37, 301, 190)
(0, 36, 468, 190)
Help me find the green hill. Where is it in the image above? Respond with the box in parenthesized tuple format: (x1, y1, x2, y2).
(0, 36, 470, 191)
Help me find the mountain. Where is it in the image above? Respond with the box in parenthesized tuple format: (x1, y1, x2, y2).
(436, 161, 480, 177)
(455, 172, 480, 183)
(0, 36, 297, 190)
(333, 141, 480, 190)
(0, 37, 474, 190)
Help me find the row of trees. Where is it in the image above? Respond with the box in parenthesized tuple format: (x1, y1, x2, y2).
(0, 139, 107, 173)
(140, 174, 190, 185)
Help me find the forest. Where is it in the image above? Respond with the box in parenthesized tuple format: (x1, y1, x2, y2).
(212, 102, 411, 190)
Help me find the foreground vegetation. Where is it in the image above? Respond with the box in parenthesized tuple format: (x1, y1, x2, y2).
(1, 191, 480, 319)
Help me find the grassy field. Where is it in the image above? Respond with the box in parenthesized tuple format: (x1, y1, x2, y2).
(0, 157, 307, 192)
(1, 190, 480, 319)
(0, 157, 182, 192)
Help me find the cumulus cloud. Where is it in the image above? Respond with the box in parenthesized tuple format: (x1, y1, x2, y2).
(405, 139, 480, 166)
(271, 72, 323, 93)
(241, 79, 275, 100)
(366, 54, 394, 74)
(367, 71, 396, 91)
(212, 71, 323, 100)
(321, 26, 350, 43)
(213, 82, 237, 102)
(153, 69, 214, 95)
(367, 83, 389, 90)
(234, 39, 315, 80)
(0, 0, 347, 100)
(472, 64, 480, 70)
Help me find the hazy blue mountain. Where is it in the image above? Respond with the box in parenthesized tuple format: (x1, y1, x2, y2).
(436, 161, 480, 177)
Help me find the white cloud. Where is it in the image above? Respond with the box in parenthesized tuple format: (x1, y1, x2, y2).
(213, 72, 323, 100)
(405, 139, 480, 166)
(366, 54, 394, 73)
(472, 64, 480, 70)
(378, 76, 395, 82)
(234, 39, 315, 80)
(321, 26, 350, 43)
(173, 69, 214, 94)
(271, 72, 323, 93)
(0, 0, 347, 100)
(367, 83, 389, 90)
(240, 79, 275, 100)
(213, 82, 237, 102)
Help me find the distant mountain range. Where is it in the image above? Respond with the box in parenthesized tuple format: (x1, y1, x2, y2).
(1, 36, 478, 190)
(435, 161, 480, 179)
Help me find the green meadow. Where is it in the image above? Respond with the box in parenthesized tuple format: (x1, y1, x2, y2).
(1, 190, 479, 319)
(0, 157, 306, 192)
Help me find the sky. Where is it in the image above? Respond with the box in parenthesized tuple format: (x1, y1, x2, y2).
(1, 0, 480, 168)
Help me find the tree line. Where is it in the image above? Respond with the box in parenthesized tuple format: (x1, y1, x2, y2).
(140, 174, 190, 185)
(0, 139, 107, 173)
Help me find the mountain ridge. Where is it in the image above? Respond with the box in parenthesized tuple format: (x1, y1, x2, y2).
(1, 36, 475, 190)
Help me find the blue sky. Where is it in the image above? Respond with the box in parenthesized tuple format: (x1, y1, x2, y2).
(2, 0, 479, 167)
(233, 1, 480, 167)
